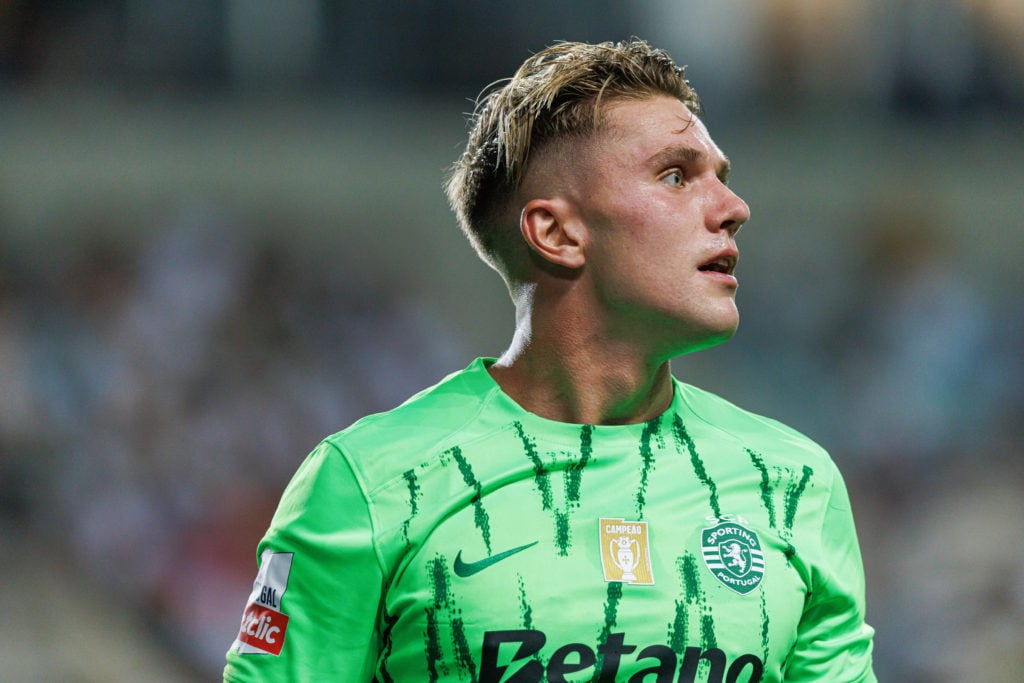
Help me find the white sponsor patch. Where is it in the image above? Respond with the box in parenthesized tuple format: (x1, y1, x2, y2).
(232, 550, 293, 656)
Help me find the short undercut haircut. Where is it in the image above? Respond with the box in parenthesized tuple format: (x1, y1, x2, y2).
(445, 39, 701, 276)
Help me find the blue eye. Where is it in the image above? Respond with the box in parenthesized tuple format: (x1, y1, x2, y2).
(661, 170, 684, 187)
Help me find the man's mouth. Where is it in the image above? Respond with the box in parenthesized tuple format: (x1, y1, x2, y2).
(698, 255, 737, 275)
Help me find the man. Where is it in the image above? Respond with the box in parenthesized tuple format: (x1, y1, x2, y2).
(224, 39, 875, 682)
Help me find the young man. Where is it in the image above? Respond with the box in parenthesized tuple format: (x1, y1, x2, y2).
(224, 40, 875, 682)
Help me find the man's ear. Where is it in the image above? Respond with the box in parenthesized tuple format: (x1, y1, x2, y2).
(520, 197, 586, 270)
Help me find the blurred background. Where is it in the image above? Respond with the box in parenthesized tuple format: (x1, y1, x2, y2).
(1, 1, 1022, 680)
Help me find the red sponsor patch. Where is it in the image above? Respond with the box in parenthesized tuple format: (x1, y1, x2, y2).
(237, 602, 290, 656)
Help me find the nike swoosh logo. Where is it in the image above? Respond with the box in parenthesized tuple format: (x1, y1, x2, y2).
(453, 541, 538, 578)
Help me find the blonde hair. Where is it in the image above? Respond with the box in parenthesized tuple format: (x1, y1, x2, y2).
(445, 39, 700, 274)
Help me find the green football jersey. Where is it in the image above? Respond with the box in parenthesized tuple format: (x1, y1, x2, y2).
(224, 358, 875, 682)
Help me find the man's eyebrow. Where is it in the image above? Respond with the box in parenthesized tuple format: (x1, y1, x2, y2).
(649, 145, 731, 181)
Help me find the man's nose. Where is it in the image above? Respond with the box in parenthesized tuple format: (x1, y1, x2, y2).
(716, 185, 750, 237)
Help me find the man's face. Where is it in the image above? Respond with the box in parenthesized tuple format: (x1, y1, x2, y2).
(567, 95, 751, 358)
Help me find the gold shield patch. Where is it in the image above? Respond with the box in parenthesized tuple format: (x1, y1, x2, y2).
(599, 518, 654, 585)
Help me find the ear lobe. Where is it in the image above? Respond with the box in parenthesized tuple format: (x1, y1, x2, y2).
(520, 197, 586, 270)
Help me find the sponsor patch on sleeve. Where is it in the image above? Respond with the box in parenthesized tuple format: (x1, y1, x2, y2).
(232, 550, 293, 656)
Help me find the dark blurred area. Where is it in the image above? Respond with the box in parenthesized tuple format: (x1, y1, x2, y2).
(1, 1, 1022, 681)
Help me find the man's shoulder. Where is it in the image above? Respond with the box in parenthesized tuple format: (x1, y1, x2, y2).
(675, 380, 831, 465)
(322, 359, 500, 477)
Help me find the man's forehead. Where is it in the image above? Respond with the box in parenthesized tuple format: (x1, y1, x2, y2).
(600, 95, 698, 128)
(526, 96, 725, 191)
(600, 96, 727, 163)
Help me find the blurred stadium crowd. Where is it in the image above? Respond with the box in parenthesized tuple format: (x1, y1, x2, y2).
(2, 1, 1023, 681)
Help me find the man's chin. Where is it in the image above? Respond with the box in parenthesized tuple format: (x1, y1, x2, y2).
(671, 318, 739, 357)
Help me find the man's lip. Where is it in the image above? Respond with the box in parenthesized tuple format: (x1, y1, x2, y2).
(697, 248, 739, 275)
(699, 269, 739, 288)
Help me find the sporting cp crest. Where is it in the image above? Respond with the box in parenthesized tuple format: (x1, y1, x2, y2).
(701, 521, 765, 595)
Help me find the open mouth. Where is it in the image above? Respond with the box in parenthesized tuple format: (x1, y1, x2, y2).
(698, 256, 737, 275)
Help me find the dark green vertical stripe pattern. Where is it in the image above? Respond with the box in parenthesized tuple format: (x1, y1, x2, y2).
(784, 465, 813, 534)
(425, 557, 449, 682)
(672, 415, 721, 518)
(400, 469, 421, 546)
(747, 449, 777, 530)
(564, 424, 593, 505)
(449, 446, 492, 554)
(760, 589, 771, 666)
(514, 421, 553, 511)
(424, 555, 477, 682)
(635, 417, 661, 519)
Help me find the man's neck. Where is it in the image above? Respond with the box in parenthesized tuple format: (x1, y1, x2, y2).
(488, 319, 675, 426)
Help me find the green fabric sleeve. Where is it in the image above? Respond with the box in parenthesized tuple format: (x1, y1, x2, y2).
(223, 441, 382, 682)
(784, 463, 876, 681)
